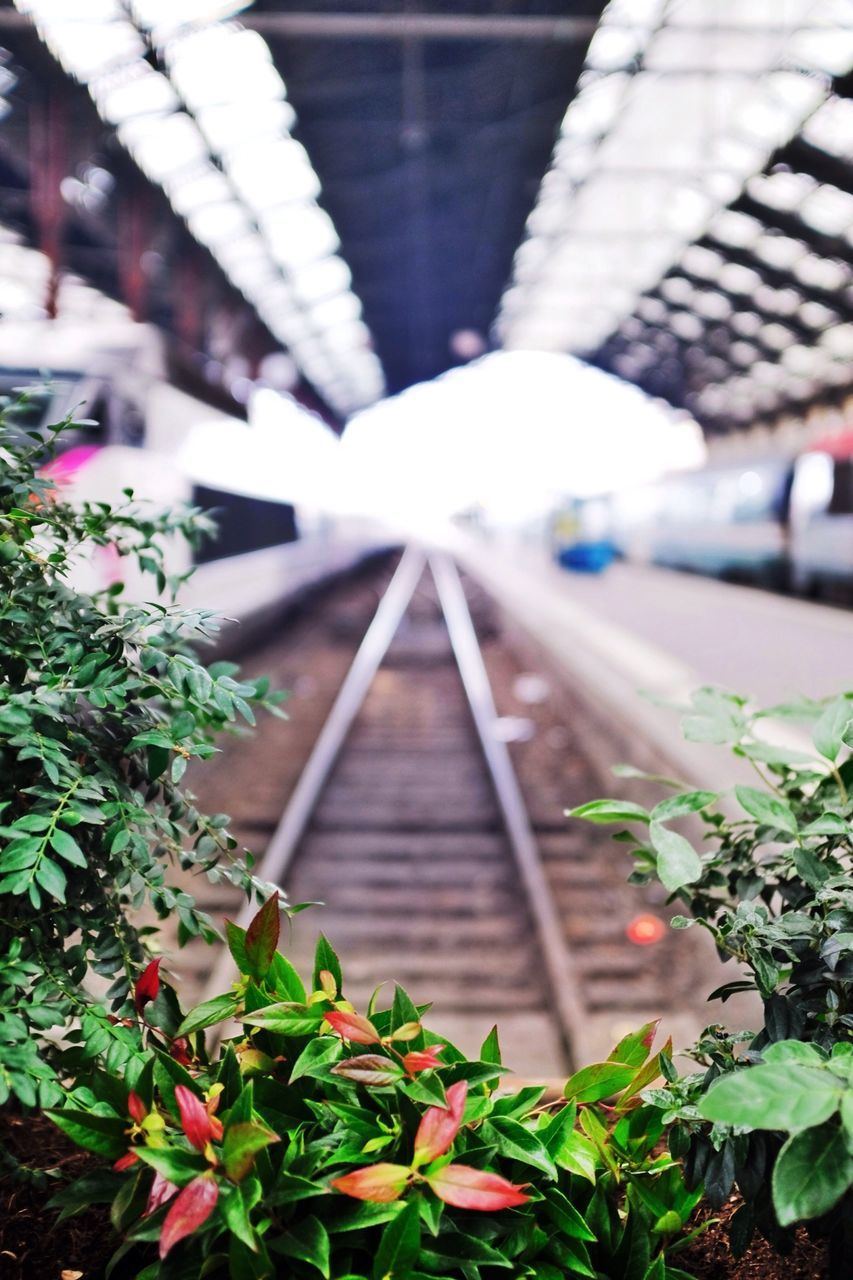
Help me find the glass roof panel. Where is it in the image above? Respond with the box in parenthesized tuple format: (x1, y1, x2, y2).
(801, 94, 853, 160)
(500, 0, 851, 359)
(16, 0, 385, 415)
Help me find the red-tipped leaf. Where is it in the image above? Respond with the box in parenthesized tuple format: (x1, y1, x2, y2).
(244, 892, 280, 979)
(134, 958, 161, 1013)
(426, 1164, 530, 1211)
(324, 1009, 381, 1045)
(402, 1045, 445, 1076)
(331, 1054, 404, 1087)
(159, 1174, 219, 1258)
(113, 1150, 140, 1172)
(127, 1091, 147, 1124)
(413, 1080, 467, 1166)
(330, 1163, 411, 1203)
(170, 1037, 191, 1066)
(175, 1084, 216, 1154)
(145, 1171, 179, 1217)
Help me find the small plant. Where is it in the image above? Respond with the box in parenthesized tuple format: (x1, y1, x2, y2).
(570, 684, 853, 1269)
(0, 409, 285, 1106)
(49, 895, 704, 1279)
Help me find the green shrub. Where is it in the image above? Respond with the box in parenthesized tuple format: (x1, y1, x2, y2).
(49, 896, 704, 1279)
(0, 410, 284, 1106)
(571, 684, 853, 1265)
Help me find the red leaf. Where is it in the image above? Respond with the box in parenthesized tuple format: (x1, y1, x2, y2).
(175, 1084, 216, 1153)
(426, 1164, 530, 1211)
(159, 1174, 219, 1258)
(145, 1171, 179, 1217)
(127, 1091, 147, 1124)
(330, 1163, 411, 1203)
(170, 1037, 191, 1066)
(134, 958, 161, 1013)
(325, 1009, 381, 1045)
(331, 1054, 404, 1087)
(413, 1080, 467, 1166)
(113, 1150, 140, 1172)
(402, 1045, 445, 1076)
(244, 892, 280, 979)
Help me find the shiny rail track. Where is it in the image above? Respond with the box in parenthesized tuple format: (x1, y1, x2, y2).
(194, 548, 580, 1075)
(179, 547, 704, 1078)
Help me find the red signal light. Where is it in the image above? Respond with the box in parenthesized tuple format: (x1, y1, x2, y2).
(626, 914, 666, 946)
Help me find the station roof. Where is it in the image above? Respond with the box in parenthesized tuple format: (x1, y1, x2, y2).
(1, 2, 852, 435)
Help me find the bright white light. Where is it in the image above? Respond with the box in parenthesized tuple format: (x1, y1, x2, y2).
(337, 352, 705, 536)
(176, 387, 339, 507)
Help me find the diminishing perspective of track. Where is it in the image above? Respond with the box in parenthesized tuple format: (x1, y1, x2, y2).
(177, 548, 703, 1079)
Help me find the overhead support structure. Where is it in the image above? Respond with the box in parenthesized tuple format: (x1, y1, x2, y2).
(241, 13, 599, 41)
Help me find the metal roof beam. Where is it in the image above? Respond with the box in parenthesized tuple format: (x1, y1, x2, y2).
(242, 13, 599, 41)
(237, 13, 827, 42)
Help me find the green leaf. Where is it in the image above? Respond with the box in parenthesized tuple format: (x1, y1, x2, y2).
(734, 786, 798, 835)
(564, 1060, 637, 1105)
(608, 1021, 658, 1069)
(481, 1118, 556, 1178)
(176, 992, 241, 1037)
(242, 1002, 327, 1036)
(649, 822, 702, 892)
(313, 934, 342, 996)
(792, 847, 831, 890)
(273, 1215, 330, 1278)
(650, 791, 717, 822)
(813, 697, 853, 762)
(553, 1130, 598, 1184)
(220, 1182, 257, 1252)
(762, 1041, 825, 1066)
(840, 1092, 853, 1156)
(47, 1109, 126, 1159)
(48, 828, 87, 866)
(699, 1065, 841, 1132)
(223, 1122, 279, 1183)
(772, 1123, 853, 1225)
(479, 1025, 501, 1065)
(566, 800, 650, 825)
(289, 1036, 342, 1083)
(374, 1200, 420, 1280)
(268, 951, 307, 1004)
(134, 1146, 208, 1184)
(226, 921, 250, 975)
(34, 857, 67, 902)
(544, 1187, 596, 1241)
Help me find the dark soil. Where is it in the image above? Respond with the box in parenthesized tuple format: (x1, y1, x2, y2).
(0, 1109, 115, 1280)
(679, 1196, 829, 1279)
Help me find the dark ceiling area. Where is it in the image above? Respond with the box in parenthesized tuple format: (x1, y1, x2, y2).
(265, 2, 604, 393)
(0, 3, 850, 436)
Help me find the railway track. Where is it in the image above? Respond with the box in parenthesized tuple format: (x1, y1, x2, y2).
(174, 547, 707, 1078)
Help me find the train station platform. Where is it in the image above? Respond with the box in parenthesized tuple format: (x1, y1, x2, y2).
(454, 532, 850, 793)
(179, 535, 391, 657)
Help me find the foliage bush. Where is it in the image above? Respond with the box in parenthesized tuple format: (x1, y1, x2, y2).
(570, 684, 853, 1271)
(0, 410, 284, 1107)
(8, 402, 853, 1276)
(48, 896, 705, 1279)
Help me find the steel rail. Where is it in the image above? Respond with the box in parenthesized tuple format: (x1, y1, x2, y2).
(429, 552, 586, 1066)
(201, 544, 426, 1001)
(203, 545, 585, 1067)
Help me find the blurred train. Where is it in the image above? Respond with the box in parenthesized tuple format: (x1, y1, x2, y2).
(554, 430, 853, 600)
(0, 319, 302, 594)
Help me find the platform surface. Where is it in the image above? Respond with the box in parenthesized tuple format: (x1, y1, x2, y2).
(454, 533, 850, 791)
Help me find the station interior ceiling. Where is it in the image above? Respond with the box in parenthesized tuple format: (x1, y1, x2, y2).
(0, 1, 851, 439)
